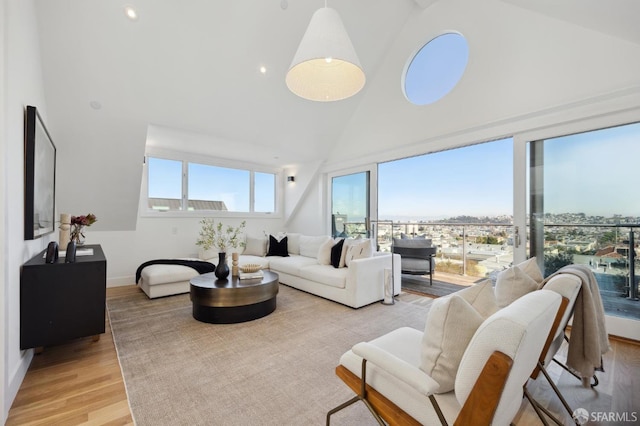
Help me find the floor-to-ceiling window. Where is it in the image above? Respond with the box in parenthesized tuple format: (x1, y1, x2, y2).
(331, 172, 370, 238)
(528, 122, 640, 320)
(377, 138, 513, 278)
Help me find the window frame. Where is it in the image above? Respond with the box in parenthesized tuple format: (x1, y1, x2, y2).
(141, 148, 282, 218)
(327, 164, 377, 237)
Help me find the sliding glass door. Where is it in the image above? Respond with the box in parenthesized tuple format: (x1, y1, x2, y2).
(528, 122, 640, 321)
(331, 171, 370, 238)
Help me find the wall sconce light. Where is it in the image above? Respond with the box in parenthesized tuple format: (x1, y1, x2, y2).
(287, 176, 295, 182)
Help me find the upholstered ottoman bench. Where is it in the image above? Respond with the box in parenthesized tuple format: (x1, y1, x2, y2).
(136, 260, 215, 299)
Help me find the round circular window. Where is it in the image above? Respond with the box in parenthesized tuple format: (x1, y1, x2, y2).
(404, 32, 469, 105)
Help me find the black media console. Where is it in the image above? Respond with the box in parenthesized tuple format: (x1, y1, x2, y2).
(20, 244, 106, 350)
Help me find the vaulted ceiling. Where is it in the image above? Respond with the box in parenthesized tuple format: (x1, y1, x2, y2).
(33, 0, 640, 230)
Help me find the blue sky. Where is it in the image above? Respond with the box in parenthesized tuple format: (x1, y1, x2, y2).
(405, 33, 468, 105)
(379, 138, 513, 220)
(378, 122, 640, 220)
(543, 122, 640, 217)
(148, 159, 275, 212)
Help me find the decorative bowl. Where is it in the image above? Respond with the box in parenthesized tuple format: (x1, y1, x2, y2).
(240, 264, 261, 273)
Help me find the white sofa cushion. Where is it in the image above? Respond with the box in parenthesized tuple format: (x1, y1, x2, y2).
(339, 238, 365, 267)
(344, 239, 373, 267)
(317, 238, 337, 265)
(268, 254, 318, 275)
(238, 255, 270, 269)
(298, 264, 348, 289)
(340, 328, 461, 425)
(141, 264, 201, 285)
(495, 264, 539, 307)
(299, 235, 331, 258)
(517, 257, 544, 284)
(244, 235, 267, 257)
(420, 295, 484, 393)
(287, 233, 301, 255)
(198, 248, 217, 262)
(456, 279, 499, 318)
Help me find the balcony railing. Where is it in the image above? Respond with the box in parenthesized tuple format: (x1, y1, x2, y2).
(339, 220, 640, 319)
(533, 223, 640, 301)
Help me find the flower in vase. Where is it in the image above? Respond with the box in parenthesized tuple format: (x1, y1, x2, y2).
(70, 213, 97, 244)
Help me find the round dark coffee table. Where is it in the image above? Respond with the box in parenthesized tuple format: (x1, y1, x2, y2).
(190, 271, 279, 324)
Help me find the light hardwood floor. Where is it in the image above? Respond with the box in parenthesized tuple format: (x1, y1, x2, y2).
(6, 285, 640, 425)
(6, 287, 134, 426)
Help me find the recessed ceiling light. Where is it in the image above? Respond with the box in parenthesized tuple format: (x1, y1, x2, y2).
(259, 65, 267, 74)
(124, 5, 138, 21)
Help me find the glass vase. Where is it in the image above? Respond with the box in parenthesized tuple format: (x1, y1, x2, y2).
(70, 226, 85, 246)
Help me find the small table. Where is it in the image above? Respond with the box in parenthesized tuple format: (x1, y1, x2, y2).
(190, 271, 279, 324)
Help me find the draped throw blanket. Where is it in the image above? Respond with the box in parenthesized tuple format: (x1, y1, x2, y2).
(543, 264, 610, 384)
(135, 259, 215, 283)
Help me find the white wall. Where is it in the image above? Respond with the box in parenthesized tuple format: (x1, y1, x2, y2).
(94, 216, 287, 287)
(283, 160, 327, 236)
(1, 0, 7, 419)
(2, 0, 53, 420)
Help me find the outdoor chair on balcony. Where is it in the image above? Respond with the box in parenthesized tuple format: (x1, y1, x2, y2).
(392, 237, 436, 285)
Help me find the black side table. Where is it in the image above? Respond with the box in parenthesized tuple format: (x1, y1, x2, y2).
(20, 244, 107, 350)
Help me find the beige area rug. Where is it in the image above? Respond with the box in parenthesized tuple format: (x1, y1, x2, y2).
(107, 285, 433, 426)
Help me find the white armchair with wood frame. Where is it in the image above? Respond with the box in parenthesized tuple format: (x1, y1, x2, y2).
(327, 289, 562, 426)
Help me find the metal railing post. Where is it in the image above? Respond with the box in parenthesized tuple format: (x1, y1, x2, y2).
(629, 229, 638, 301)
(462, 225, 467, 276)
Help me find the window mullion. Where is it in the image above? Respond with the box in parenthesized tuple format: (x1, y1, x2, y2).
(182, 161, 188, 211)
(249, 171, 255, 212)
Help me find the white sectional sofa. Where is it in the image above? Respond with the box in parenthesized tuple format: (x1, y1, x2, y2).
(241, 252, 401, 308)
(138, 233, 401, 308)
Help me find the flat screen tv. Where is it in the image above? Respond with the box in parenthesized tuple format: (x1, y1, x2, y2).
(24, 105, 56, 240)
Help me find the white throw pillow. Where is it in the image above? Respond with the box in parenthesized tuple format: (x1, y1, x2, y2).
(299, 235, 331, 258)
(494, 265, 539, 308)
(317, 238, 336, 265)
(243, 235, 267, 257)
(344, 240, 373, 267)
(287, 233, 301, 255)
(339, 238, 360, 268)
(456, 279, 499, 318)
(517, 257, 544, 284)
(420, 295, 484, 393)
(198, 248, 217, 262)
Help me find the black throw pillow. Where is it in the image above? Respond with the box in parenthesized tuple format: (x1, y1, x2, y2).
(267, 235, 289, 257)
(330, 239, 345, 268)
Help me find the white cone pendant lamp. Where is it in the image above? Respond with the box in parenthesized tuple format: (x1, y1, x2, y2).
(286, 6, 365, 102)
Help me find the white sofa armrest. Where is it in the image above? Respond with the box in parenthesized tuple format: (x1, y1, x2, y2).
(345, 253, 401, 307)
(352, 342, 440, 396)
